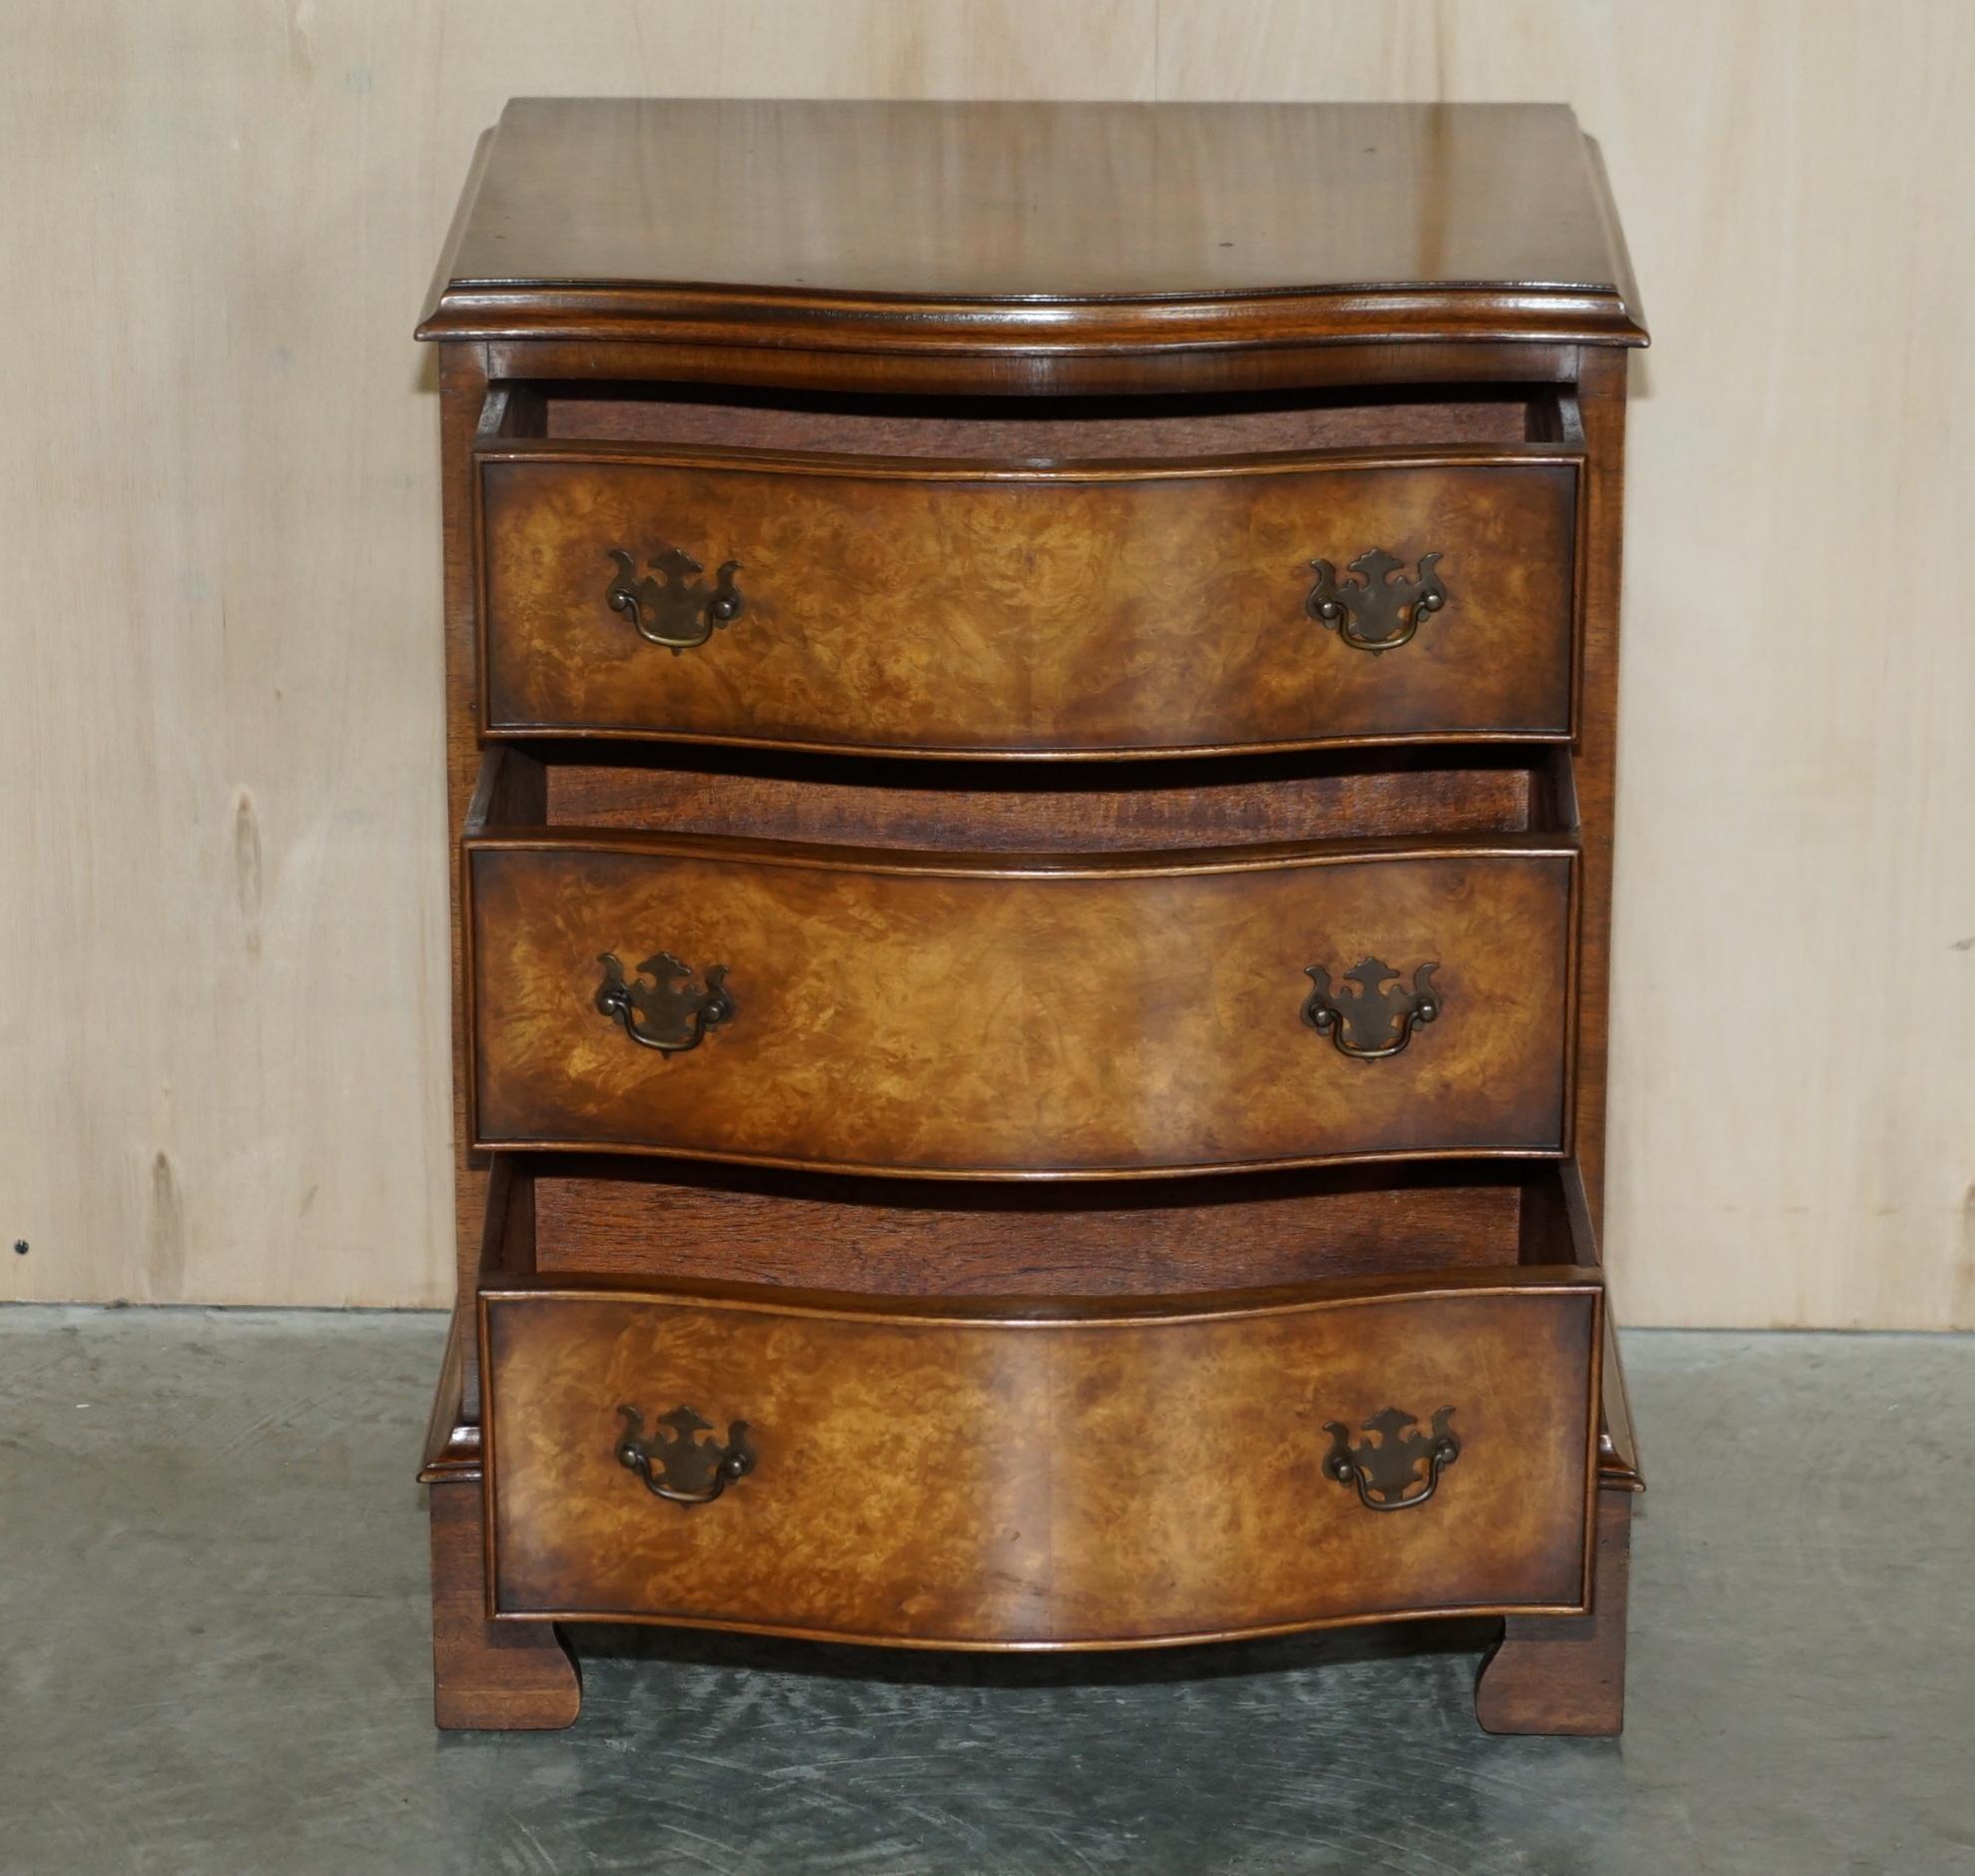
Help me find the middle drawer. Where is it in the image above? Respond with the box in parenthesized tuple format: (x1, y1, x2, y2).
(466, 832, 1576, 1178)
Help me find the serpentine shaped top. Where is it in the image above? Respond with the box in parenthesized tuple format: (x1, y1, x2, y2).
(417, 99, 1646, 352)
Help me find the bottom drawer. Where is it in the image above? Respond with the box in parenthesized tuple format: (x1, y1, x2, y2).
(480, 1269, 1603, 1647)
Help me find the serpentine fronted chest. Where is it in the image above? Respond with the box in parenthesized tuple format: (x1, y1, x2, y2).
(415, 98, 1646, 1735)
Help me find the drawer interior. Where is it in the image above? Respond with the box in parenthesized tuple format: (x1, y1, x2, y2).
(487, 1155, 1591, 1299)
(537, 746, 1568, 849)
(512, 379, 1577, 458)
(492, 744, 1576, 852)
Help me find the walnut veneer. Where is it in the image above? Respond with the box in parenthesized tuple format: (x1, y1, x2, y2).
(479, 445, 1580, 753)
(481, 1269, 1603, 1645)
(466, 834, 1575, 1175)
(416, 98, 1646, 1740)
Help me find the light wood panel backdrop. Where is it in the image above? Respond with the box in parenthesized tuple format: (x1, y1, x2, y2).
(3, 3, 1970, 1325)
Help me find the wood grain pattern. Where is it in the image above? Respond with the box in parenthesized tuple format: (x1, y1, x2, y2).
(428, 1478, 579, 1730)
(541, 751, 1545, 849)
(466, 1153, 1642, 1491)
(1565, 353, 1624, 1239)
(526, 1159, 1532, 1294)
(540, 384, 1543, 455)
(1149, 3, 1975, 1335)
(1475, 1488, 1631, 1735)
(467, 838, 1577, 1176)
(437, 98, 1629, 305)
(486, 334, 1583, 401)
(479, 1270, 1603, 1643)
(421, 99, 1643, 349)
(8, 6, 1970, 1328)
(480, 446, 1580, 755)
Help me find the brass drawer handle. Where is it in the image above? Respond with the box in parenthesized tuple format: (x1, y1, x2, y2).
(595, 951, 735, 1053)
(1324, 1407, 1460, 1513)
(1306, 548, 1446, 654)
(1302, 956, 1441, 1059)
(605, 545, 745, 652)
(615, 1406, 755, 1505)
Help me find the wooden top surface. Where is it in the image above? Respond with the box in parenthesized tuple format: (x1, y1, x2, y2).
(418, 99, 1646, 351)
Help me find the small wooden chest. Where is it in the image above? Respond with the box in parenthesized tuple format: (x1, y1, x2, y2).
(416, 98, 1646, 1735)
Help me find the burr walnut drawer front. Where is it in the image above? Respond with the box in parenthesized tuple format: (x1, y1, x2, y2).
(475, 444, 1581, 755)
(465, 835, 1576, 1177)
(477, 1271, 1605, 1642)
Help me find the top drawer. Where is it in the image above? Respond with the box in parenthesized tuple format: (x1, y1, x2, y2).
(476, 442, 1581, 758)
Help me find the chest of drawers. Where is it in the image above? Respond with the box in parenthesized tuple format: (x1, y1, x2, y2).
(416, 98, 1646, 1736)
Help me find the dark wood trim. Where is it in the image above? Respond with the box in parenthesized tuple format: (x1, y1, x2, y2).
(487, 723, 1580, 763)
(473, 435, 1586, 477)
(479, 1260, 1603, 1326)
(1476, 1488, 1632, 1735)
(461, 744, 542, 835)
(483, 1598, 1599, 1655)
(429, 1480, 580, 1730)
(417, 1308, 480, 1484)
(475, 1140, 1572, 1186)
(479, 338, 1588, 399)
(464, 814, 1582, 880)
(421, 283, 1646, 353)
(416, 129, 499, 347)
(1583, 135, 1649, 347)
(437, 343, 492, 1414)
(1569, 349, 1630, 1230)
(1599, 1318, 1645, 1493)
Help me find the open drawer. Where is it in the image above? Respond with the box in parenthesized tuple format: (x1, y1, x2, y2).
(473, 384, 1586, 758)
(476, 1259, 1604, 1648)
(465, 824, 1578, 1179)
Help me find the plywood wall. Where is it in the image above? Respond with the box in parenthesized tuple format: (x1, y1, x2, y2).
(3, 3, 1970, 1325)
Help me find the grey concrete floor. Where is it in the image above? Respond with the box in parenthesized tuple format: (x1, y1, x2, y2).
(0, 1311, 1970, 1876)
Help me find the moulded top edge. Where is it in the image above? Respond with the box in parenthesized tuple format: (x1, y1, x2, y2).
(416, 99, 1648, 350)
